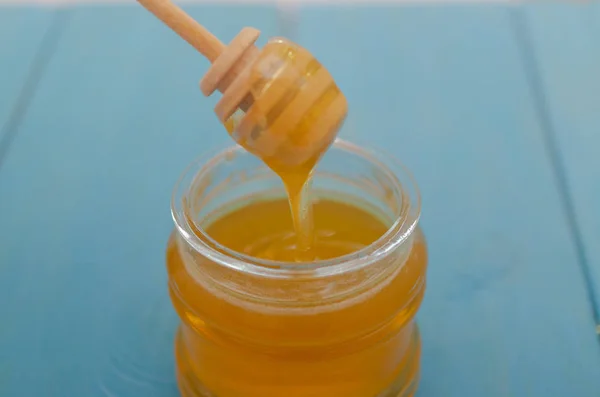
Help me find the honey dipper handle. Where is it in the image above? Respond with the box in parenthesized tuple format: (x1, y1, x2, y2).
(137, 0, 225, 62)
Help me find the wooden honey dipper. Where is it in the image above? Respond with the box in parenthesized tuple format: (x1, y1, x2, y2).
(137, 0, 348, 169)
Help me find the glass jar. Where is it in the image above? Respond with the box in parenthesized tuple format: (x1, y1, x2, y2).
(167, 139, 427, 397)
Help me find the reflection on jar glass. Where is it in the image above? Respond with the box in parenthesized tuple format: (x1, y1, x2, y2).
(167, 139, 427, 397)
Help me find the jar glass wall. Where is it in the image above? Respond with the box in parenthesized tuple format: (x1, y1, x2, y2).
(167, 139, 427, 397)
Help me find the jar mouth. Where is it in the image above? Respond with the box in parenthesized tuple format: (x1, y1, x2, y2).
(171, 138, 421, 279)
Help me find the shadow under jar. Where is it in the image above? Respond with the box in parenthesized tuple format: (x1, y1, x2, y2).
(166, 139, 427, 397)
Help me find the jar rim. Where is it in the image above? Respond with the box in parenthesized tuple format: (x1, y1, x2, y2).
(171, 138, 421, 279)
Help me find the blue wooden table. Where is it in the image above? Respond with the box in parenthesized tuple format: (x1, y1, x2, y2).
(1, 3, 599, 397)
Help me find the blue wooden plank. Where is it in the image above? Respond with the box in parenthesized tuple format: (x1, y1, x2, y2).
(0, 8, 56, 151)
(295, 5, 600, 397)
(521, 4, 600, 324)
(0, 4, 599, 397)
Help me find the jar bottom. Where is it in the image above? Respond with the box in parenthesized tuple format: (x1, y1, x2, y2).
(174, 326, 421, 397)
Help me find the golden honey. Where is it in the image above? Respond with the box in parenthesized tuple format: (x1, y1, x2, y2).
(224, 38, 347, 255)
(167, 141, 427, 396)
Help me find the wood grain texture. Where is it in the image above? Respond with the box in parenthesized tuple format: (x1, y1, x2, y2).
(0, 4, 599, 397)
(521, 3, 600, 323)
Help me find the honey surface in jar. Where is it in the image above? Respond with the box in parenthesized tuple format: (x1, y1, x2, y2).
(167, 197, 427, 397)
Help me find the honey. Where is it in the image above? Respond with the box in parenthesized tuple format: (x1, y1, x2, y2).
(167, 141, 427, 396)
(223, 37, 347, 255)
